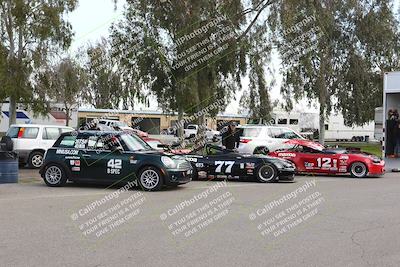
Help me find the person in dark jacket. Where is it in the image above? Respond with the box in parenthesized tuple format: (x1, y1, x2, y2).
(386, 109, 397, 157)
(222, 122, 240, 150)
(394, 110, 400, 157)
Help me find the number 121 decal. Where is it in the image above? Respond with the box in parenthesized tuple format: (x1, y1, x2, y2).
(316, 158, 337, 169)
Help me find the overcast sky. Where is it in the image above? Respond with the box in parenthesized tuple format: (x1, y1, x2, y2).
(68, 1, 399, 114)
(67, 0, 283, 113)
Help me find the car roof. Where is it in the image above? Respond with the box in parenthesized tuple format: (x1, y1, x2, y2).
(60, 130, 123, 137)
(10, 124, 74, 128)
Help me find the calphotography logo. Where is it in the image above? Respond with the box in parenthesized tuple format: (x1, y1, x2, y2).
(159, 181, 235, 238)
(249, 180, 325, 239)
(69, 181, 146, 241)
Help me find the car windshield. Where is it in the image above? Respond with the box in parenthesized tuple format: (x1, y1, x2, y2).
(187, 125, 196, 130)
(120, 134, 152, 151)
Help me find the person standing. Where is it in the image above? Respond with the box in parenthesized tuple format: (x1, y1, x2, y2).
(222, 121, 240, 150)
(394, 110, 400, 157)
(386, 109, 396, 157)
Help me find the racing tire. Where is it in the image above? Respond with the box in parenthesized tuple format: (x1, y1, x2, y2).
(350, 162, 368, 178)
(28, 151, 44, 169)
(191, 166, 199, 180)
(138, 166, 163, 191)
(43, 164, 68, 187)
(254, 147, 269, 155)
(255, 163, 278, 183)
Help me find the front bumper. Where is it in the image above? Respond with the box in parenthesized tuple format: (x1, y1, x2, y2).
(368, 162, 385, 177)
(164, 168, 193, 185)
(278, 167, 296, 181)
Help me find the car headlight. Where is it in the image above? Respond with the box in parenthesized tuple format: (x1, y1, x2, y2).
(276, 159, 294, 168)
(371, 156, 381, 164)
(161, 156, 177, 168)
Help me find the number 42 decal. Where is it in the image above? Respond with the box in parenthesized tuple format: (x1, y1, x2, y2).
(107, 159, 122, 174)
(215, 161, 235, 173)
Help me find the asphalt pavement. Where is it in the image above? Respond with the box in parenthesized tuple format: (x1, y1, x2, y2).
(0, 169, 399, 267)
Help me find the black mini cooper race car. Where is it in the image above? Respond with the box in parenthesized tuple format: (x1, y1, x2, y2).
(184, 145, 296, 183)
(39, 131, 192, 191)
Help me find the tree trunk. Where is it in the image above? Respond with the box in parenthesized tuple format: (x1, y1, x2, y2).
(317, 50, 328, 145)
(318, 104, 325, 145)
(177, 108, 184, 139)
(8, 95, 17, 126)
(197, 112, 206, 146)
(65, 105, 70, 126)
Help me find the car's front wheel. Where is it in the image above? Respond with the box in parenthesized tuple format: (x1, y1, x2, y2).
(350, 162, 368, 178)
(138, 166, 163, 191)
(256, 164, 278, 183)
(28, 151, 44, 168)
(43, 164, 67, 187)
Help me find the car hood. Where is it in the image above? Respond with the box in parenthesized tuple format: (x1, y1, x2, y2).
(134, 149, 186, 159)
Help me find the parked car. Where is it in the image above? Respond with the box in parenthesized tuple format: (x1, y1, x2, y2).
(184, 124, 220, 141)
(142, 137, 192, 154)
(269, 139, 385, 178)
(237, 125, 305, 154)
(98, 119, 148, 137)
(39, 131, 192, 191)
(6, 124, 74, 168)
(185, 144, 296, 183)
(184, 124, 199, 139)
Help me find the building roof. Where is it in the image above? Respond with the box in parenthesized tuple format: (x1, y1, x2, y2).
(78, 108, 249, 118)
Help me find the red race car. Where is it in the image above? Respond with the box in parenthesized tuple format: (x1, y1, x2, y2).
(269, 139, 385, 178)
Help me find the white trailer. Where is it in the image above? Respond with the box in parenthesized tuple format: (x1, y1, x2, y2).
(383, 71, 400, 170)
(374, 107, 383, 141)
(0, 102, 78, 134)
(324, 113, 375, 142)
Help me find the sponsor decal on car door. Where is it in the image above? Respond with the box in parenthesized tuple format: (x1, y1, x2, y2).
(301, 153, 340, 173)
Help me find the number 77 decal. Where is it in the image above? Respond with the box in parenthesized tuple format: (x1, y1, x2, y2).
(215, 161, 235, 173)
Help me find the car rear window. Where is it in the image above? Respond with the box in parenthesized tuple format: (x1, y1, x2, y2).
(240, 128, 262, 137)
(269, 128, 300, 139)
(7, 127, 39, 139)
(268, 128, 282, 138)
(6, 127, 19, 138)
(58, 135, 77, 147)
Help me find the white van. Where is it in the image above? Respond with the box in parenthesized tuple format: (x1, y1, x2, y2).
(6, 124, 74, 168)
(237, 125, 305, 154)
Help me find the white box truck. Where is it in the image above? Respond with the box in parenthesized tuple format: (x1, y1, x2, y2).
(383, 71, 400, 170)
